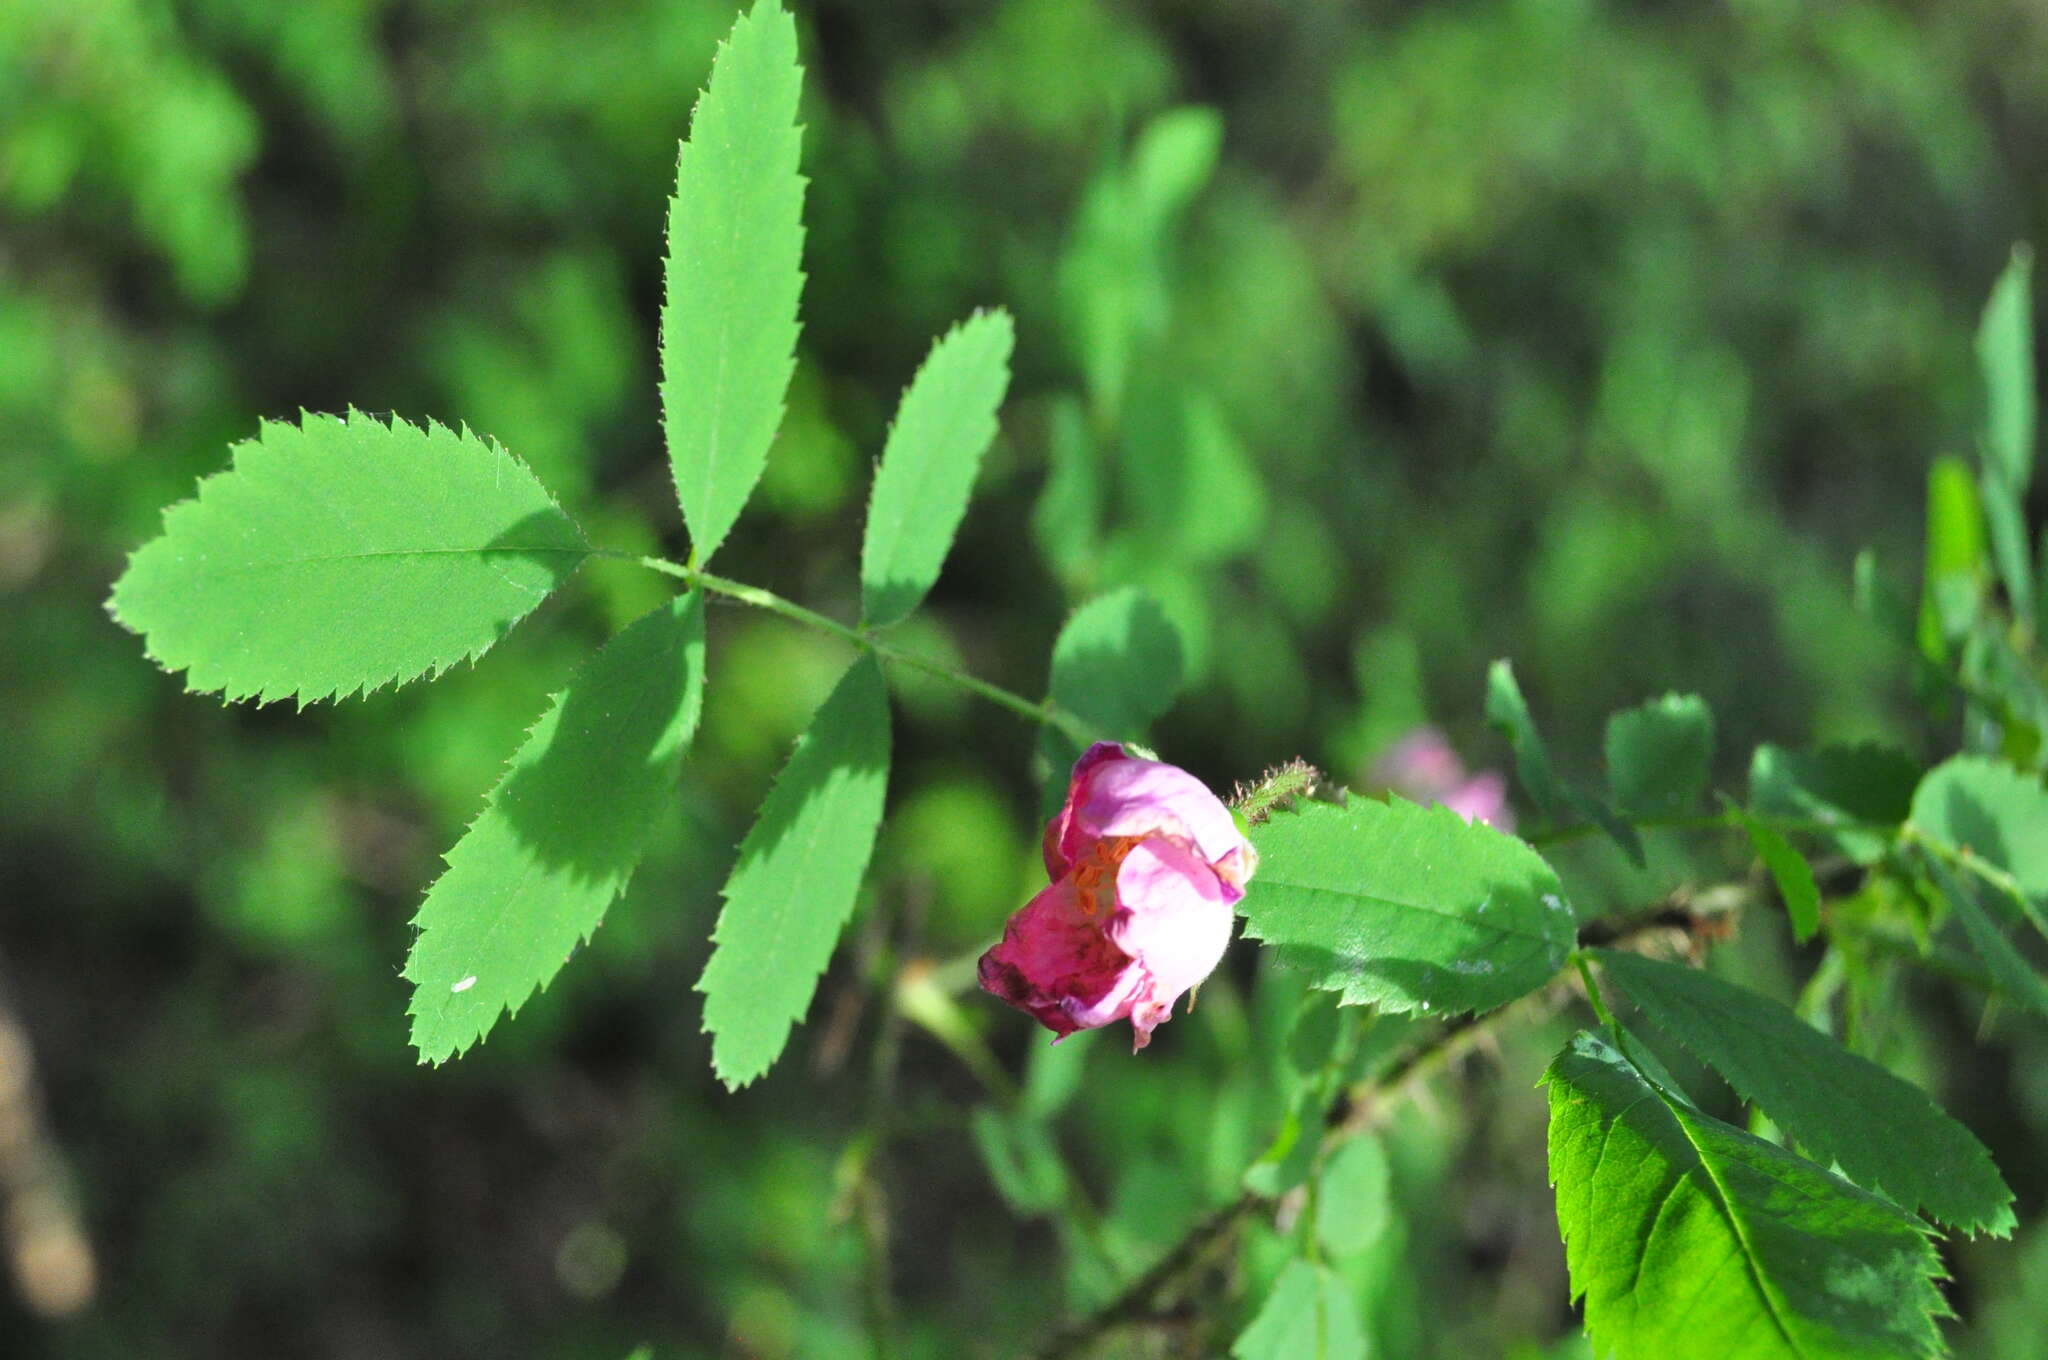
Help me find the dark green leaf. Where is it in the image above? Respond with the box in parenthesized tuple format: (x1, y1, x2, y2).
(1242, 798, 1575, 1015)
(1725, 799, 1823, 941)
(1047, 586, 1185, 741)
(1605, 693, 1714, 817)
(1485, 658, 1566, 823)
(406, 592, 706, 1062)
(1597, 950, 2014, 1234)
(1922, 853, 2048, 1018)
(698, 655, 892, 1088)
(1547, 1029, 1949, 1360)
(1748, 743, 1917, 864)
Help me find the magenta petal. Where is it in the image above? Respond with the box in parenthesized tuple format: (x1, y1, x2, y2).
(1042, 741, 1128, 878)
(976, 879, 1136, 1038)
(1441, 771, 1514, 831)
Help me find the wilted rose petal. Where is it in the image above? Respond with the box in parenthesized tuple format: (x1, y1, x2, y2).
(978, 742, 1254, 1050)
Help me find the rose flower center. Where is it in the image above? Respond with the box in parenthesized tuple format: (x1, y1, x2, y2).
(1070, 835, 1146, 917)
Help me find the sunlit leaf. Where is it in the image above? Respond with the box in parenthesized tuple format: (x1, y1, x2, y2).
(109, 411, 585, 704)
(660, 0, 805, 565)
(1598, 950, 2014, 1235)
(1242, 797, 1575, 1015)
(1232, 1259, 1367, 1360)
(698, 654, 891, 1088)
(861, 309, 1014, 627)
(406, 592, 706, 1063)
(1485, 658, 1566, 823)
(1314, 1135, 1391, 1257)
(1977, 245, 2035, 496)
(1547, 1029, 1948, 1360)
(1048, 586, 1185, 741)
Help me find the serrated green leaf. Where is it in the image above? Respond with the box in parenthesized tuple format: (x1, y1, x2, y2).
(1232, 1259, 1367, 1360)
(1922, 853, 2048, 1018)
(860, 310, 1014, 627)
(1606, 693, 1714, 817)
(405, 592, 706, 1063)
(1910, 756, 2048, 920)
(1486, 658, 1566, 823)
(660, 0, 805, 565)
(698, 654, 891, 1088)
(1596, 950, 2014, 1235)
(1547, 1029, 1949, 1360)
(1978, 245, 2035, 496)
(1242, 798, 1575, 1015)
(1749, 743, 1917, 865)
(1315, 1135, 1391, 1258)
(109, 411, 586, 705)
(1048, 586, 1185, 741)
(1725, 799, 1822, 941)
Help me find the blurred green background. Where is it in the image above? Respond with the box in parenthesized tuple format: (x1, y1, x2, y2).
(6, 0, 2048, 1355)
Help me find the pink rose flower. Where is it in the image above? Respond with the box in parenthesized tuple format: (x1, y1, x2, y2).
(1372, 726, 1515, 833)
(977, 742, 1256, 1050)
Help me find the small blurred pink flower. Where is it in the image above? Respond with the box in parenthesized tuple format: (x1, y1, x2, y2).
(977, 742, 1256, 1050)
(1373, 726, 1515, 833)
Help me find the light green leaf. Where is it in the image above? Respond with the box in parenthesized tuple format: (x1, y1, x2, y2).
(1242, 1088, 1320, 1198)
(698, 654, 892, 1088)
(1749, 743, 1917, 865)
(1485, 658, 1566, 823)
(1242, 797, 1575, 1015)
(1233, 1259, 1367, 1360)
(1031, 395, 1102, 584)
(1922, 853, 2048, 1018)
(1917, 457, 1987, 657)
(109, 411, 585, 705)
(1596, 950, 2014, 1235)
(405, 592, 706, 1063)
(860, 309, 1014, 627)
(1725, 799, 1822, 941)
(1048, 586, 1186, 741)
(1910, 756, 2048, 919)
(1547, 1029, 1949, 1360)
(1977, 245, 2035, 496)
(1315, 1135, 1391, 1258)
(660, 0, 805, 565)
(1605, 693, 1714, 817)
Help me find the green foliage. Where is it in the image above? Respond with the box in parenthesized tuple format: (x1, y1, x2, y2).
(1547, 1029, 1949, 1360)
(1977, 247, 2036, 622)
(1921, 854, 2048, 1019)
(861, 309, 1015, 627)
(1315, 1135, 1391, 1258)
(1919, 457, 1988, 656)
(660, 0, 805, 566)
(698, 655, 892, 1089)
(1726, 800, 1823, 942)
(1047, 586, 1186, 740)
(1242, 797, 1575, 1015)
(108, 412, 586, 704)
(1486, 659, 1565, 823)
(1605, 693, 1713, 817)
(1233, 1259, 1368, 1360)
(1749, 743, 1918, 864)
(404, 592, 706, 1063)
(1596, 950, 2014, 1234)
(1910, 756, 2048, 917)
(971, 1106, 1069, 1216)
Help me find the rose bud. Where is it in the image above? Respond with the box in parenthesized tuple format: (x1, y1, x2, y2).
(977, 742, 1257, 1050)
